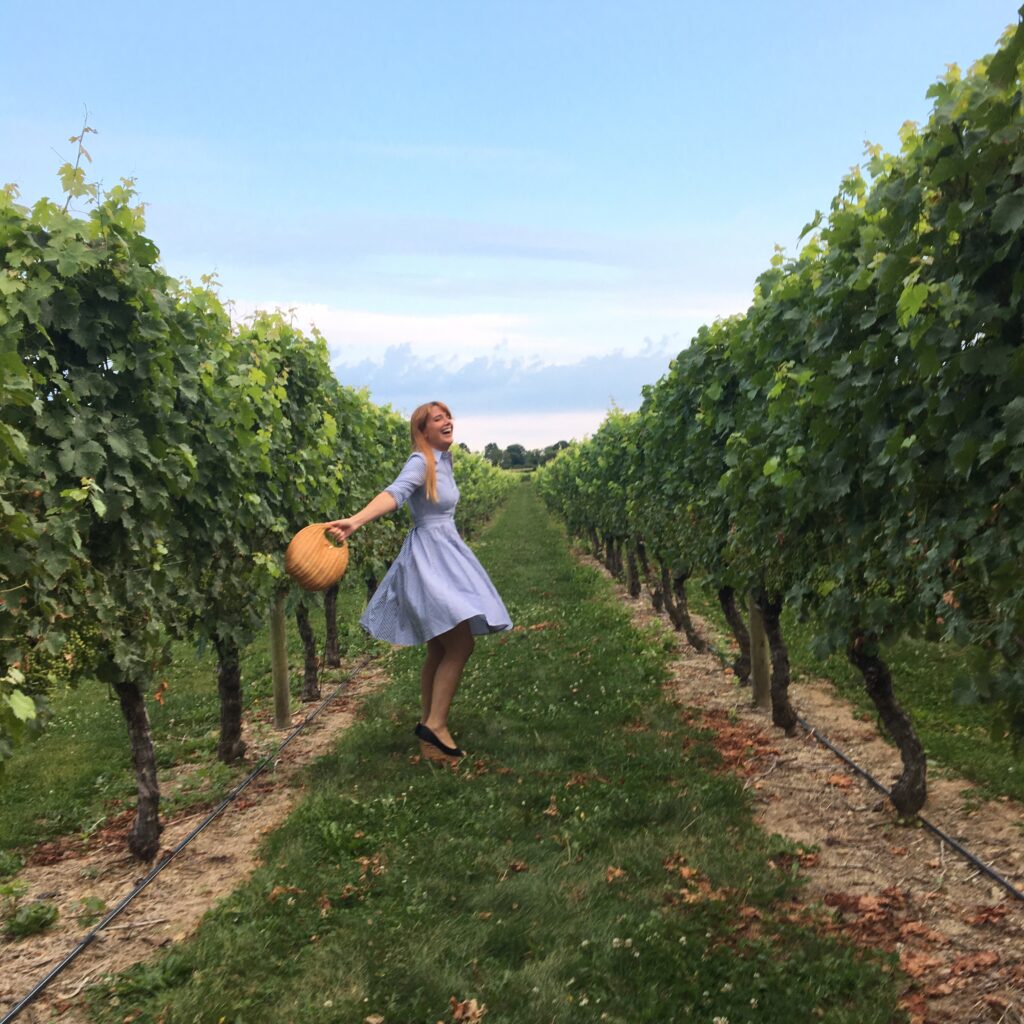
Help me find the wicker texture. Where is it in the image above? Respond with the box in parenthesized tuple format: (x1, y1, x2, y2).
(285, 524, 350, 591)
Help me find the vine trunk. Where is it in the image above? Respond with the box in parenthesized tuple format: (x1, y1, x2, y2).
(114, 680, 162, 861)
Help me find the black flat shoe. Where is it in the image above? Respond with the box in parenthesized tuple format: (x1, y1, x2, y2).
(414, 722, 464, 758)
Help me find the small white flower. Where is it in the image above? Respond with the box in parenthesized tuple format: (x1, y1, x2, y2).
(612, 937, 622, 948)
(721, 983, 733, 993)
(750, 998, 759, 1008)
(712, 1017, 730, 1024)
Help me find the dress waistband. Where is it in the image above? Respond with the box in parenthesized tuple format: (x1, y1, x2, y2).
(411, 517, 456, 531)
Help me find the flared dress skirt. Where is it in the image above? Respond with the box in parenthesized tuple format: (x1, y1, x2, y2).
(360, 520, 512, 645)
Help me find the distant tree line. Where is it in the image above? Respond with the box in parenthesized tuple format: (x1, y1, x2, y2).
(482, 441, 570, 470)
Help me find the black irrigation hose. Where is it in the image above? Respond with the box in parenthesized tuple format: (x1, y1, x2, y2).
(1, 652, 373, 1024)
(699, 635, 1024, 904)
(795, 714, 1024, 904)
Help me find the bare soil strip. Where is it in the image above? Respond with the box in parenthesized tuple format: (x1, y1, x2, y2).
(0, 661, 388, 1024)
(580, 552, 1024, 1024)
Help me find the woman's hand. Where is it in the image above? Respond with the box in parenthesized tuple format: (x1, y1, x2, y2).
(325, 518, 358, 542)
(324, 492, 397, 543)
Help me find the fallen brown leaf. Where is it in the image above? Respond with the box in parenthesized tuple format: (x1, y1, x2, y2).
(898, 920, 947, 945)
(900, 950, 944, 978)
(499, 859, 528, 881)
(964, 904, 1009, 926)
(450, 996, 487, 1022)
(357, 853, 386, 880)
(826, 773, 855, 790)
(267, 885, 303, 903)
(950, 950, 999, 976)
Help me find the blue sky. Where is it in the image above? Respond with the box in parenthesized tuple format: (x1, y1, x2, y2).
(3, 1, 1018, 449)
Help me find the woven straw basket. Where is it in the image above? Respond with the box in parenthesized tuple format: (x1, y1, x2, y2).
(285, 524, 350, 592)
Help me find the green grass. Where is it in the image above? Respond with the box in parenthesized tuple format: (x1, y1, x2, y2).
(0, 585, 374, 852)
(86, 485, 904, 1024)
(687, 581, 1024, 803)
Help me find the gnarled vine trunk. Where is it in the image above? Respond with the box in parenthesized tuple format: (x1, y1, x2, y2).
(757, 593, 798, 735)
(636, 539, 663, 612)
(748, 593, 772, 711)
(324, 583, 341, 667)
(271, 588, 291, 729)
(848, 634, 927, 815)
(625, 540, 642, 599)
(295, 602, 321, 702)
(660, 565, 706, 651)
(214, 634, 247, 763)
(717, 585, 751, 682)
(115, 680, 162, 861)
(604, 536, 624, 579)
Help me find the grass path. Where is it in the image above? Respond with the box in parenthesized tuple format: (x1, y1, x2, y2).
(89, 484, 903, 1023)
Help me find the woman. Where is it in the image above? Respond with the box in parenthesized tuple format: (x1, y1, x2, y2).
(326, 401, 511, 762)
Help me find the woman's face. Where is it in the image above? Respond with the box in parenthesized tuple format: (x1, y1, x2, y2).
(422, 405, 454, 450)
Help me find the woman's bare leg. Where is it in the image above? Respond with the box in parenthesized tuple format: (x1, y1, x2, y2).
(420, 636, 444, 722)
(422, 620, 474, 749)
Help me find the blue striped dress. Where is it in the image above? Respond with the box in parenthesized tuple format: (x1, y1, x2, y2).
(359, 449, 512, 645)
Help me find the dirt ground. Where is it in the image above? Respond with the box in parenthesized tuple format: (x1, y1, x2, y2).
(581, 553, 1024, 1024)
(3, 566, 1023, 1024)
(0, 660, 389, 1024)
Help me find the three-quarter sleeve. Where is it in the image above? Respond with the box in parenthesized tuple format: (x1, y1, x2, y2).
(384, 453, 427, 509)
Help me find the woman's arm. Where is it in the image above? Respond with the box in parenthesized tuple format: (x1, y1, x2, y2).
(327, 452, 425, 541)
(325, 491, 398, 542)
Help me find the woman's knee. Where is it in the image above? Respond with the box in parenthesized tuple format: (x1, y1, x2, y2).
(439, 621, 474, 660)
(457, 621, 475, 656)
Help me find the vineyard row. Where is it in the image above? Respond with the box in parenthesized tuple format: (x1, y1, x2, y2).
(535, 16, 1024, 815)
(0, 174, 515, 858)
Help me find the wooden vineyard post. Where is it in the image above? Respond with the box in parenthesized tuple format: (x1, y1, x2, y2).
(748, 593, 772, 710)
(271, 588, 291, 729)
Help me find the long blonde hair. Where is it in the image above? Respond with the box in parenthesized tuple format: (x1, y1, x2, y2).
(409, 400, 452, 503)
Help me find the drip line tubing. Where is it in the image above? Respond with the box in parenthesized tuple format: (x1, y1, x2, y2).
(703, 634, 1024, 904)
(1, 653, 372, 1024)
(795, 714, 1024, 904)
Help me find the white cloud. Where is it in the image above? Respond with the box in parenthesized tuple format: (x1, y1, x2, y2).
(455, 411, 606, 451)
(322, 341, 677, 427)
(232, 300, 622, 365)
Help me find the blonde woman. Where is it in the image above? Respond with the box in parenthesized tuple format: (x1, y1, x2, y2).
(326, 401, 511, 761)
